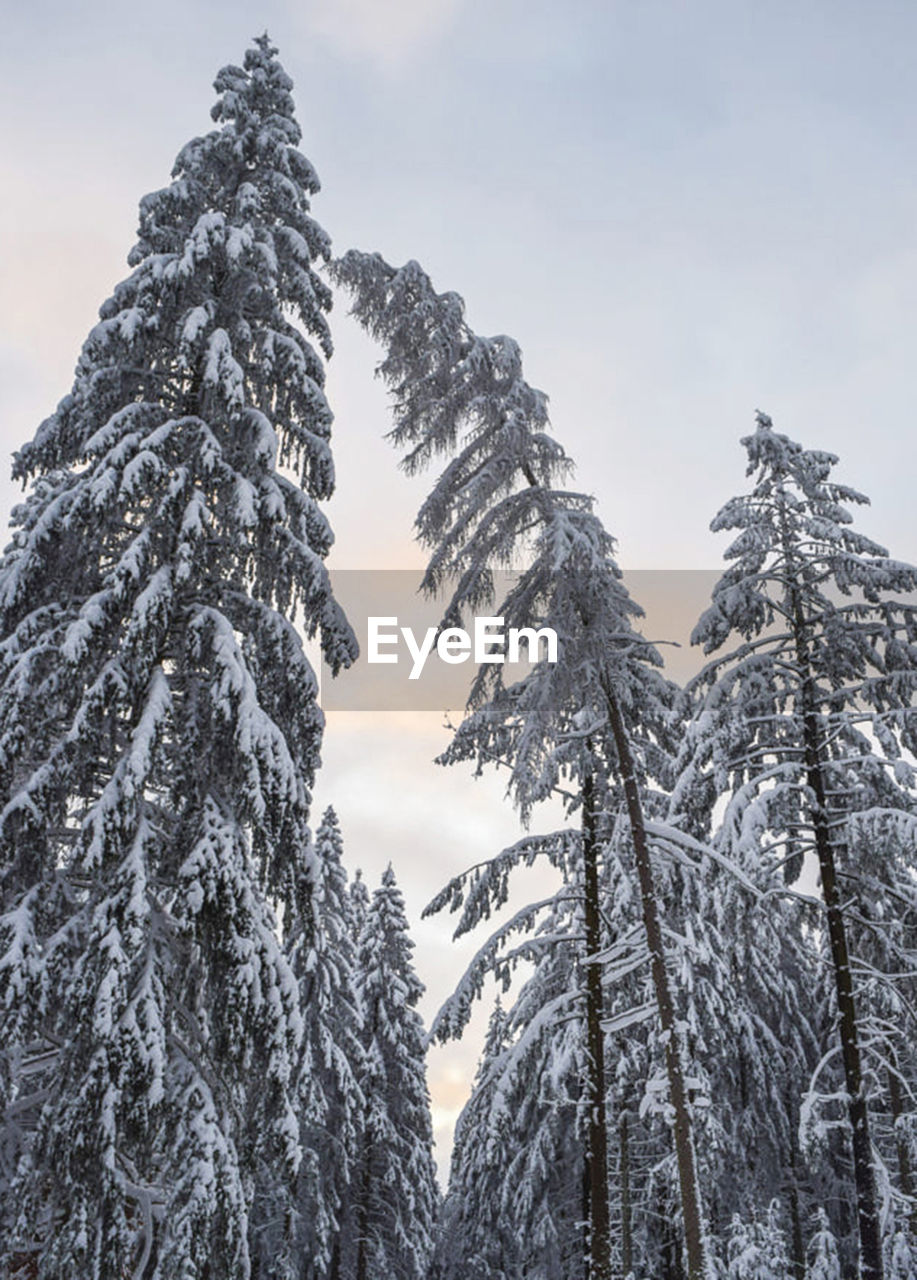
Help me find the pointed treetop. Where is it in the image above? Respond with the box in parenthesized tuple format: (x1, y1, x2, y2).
(692, 410, 913, 660)
(209, 33, 305, 155)
(316, 805, 341, 839)
(735, 409, 851, 502)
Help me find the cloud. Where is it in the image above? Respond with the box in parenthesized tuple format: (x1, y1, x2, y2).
(300, 0, 462, 69)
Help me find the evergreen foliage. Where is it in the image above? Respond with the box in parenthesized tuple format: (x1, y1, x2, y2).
(352, 866, 439, 1280)
(723, 1203, 791, 1280)
(0, 36, 356, 1279)
(273, 808, 365, 1280)
(334, 250, 714, 1280)
(681, 412, 917, 1279)
(805, 1210, 841, 1280)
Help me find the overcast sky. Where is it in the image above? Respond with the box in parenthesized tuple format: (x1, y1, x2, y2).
(2, 0, 916, 1176)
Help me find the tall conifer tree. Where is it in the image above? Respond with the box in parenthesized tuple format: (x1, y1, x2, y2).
(335, 251, 713, 1280)
(0, 36, 355, 1279)
(682, 412, 917, 1280)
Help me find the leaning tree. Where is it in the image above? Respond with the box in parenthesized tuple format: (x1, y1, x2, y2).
(335, 251, 715, 1280)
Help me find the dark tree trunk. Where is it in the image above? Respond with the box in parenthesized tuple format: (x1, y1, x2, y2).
(805, 715, 884, 1279)
(329, 1229, 342, 1280)
(582, 769, 612, 1280)
(774, 490, 885, 1280)
(620, 1107, 633, 1279)
(887, 1055, 917, 1232)
(582, 1145, 592, 1280)
(355, 1148, 371, 1280)
(355, 1024, 376, 1280)
(602, 679, 709, 1280)
(786, 1090, 806, 1280)
(787, 1171, 806, 1280)
(790, 618, 884, 1280)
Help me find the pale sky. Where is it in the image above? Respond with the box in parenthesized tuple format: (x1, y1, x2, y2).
(2, 0, 916, 1178)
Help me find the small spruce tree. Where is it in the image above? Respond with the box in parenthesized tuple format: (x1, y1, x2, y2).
(352, 866, 439, 1280)
(263, 807, 365, 1280)
(723, 1203, 791, 1280)
(805, 1210, 842, 1280)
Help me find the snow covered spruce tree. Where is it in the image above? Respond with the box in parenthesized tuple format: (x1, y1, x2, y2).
(433, 813, 715, 1278)
(351, 865, 438, 1280)
(348, 868, 370, 943)
(681, 412, 917, 1280)
(722, 1202, 792, 1280)
(432, 999, 524, 1280)
(334, 252, 715, 1280)
(0, 37, 356, 1279)
(805, 1210, 841, 1280)
(262, 807, 364, 1280)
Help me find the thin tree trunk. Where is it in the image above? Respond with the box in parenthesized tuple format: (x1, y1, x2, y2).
(787, 1171, 805, 1280)
(620, 1108, 633, 1280)
(602, 677, 709, 1280)
(355, 1014, 377, 1280)
(778, 1080, 804, 1280)
(582, 769, 612, 1280)
(329, 1230, 342, 1280)
(582, 1144, 592, 1280)
(355, 1144, 372, 1280)
(804, 711, 884, 1279)
(790, 600, 885, 1280)
(772, 484, 886, 1279)
(887, 1054, 917, 1232)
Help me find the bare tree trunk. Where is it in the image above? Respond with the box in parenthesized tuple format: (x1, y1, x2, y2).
(582, 769, 612, 1280)
(355, 1146, 372, 1280)
(329, 1229, 342, 1280)
(355, 1019, 376, 1280)
(620, 1108, 633, 1280)
(787, 1182, 805, 1280)
(806, 719, 884, 1278)
(582, 1147, 592, 1280)
(602, 679, 709, 1280)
